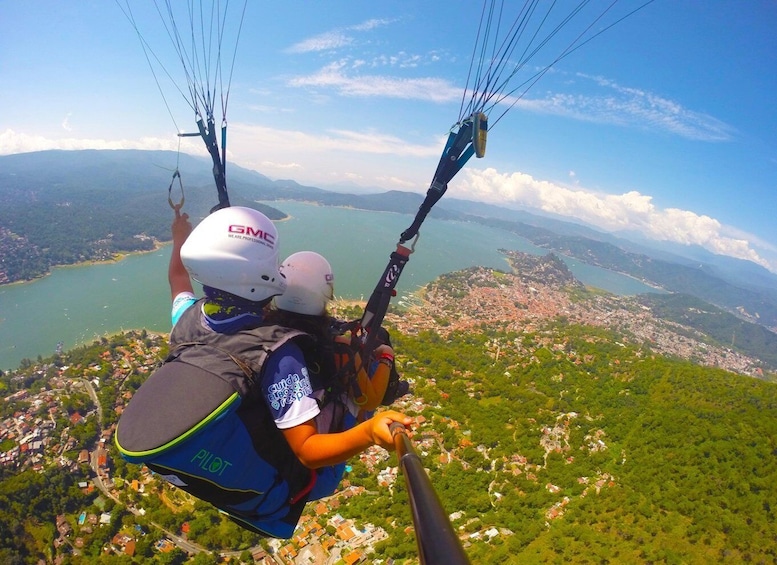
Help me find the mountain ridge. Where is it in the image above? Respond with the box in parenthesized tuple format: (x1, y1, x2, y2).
(1, 149, 775, 333)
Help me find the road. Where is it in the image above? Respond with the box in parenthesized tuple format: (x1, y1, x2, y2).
(83, 377, 207, 556)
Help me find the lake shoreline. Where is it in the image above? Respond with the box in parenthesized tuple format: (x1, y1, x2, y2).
(0, 240, 170, 289)
(1, 202, 661, 371)
(0, 207, 301, 289)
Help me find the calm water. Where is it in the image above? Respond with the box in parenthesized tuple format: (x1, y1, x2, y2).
(0, 202, 660, 370)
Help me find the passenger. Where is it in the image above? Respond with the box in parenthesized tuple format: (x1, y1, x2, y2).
(269, 251, 402, 425)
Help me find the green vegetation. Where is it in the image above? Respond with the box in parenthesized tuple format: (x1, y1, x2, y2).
(383, 324, 777, 563)
(0, 467, 95, 563)
(0, 150, 287, 283)
(480, 216, 777, 329)
(638, 292, 777, 369)
(1, 271, 776, 563)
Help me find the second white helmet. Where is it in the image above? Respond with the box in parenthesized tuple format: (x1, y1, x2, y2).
(181, 206, 287, 302)
(275, 251, 334, 316)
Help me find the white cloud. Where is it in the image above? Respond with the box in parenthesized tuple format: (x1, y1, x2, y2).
(286, 18, 394, 54)
(286, 59, 733, 142)
(288, 61, 460, 103)
(260, 160, 302, 171)
(375, 175, 417, 189)
(350, 18, 393, 32)
(229, 123, 440, 158)
(0, 128, 205, 156)
(522, 74, 736, 141)
(286, 31, 353, 54)
(454, 167, 775, 271)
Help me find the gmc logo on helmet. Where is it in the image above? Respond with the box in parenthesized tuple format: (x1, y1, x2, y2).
(228, 224, 276, 245)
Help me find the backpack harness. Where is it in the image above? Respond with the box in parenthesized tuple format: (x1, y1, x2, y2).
(115, 299, 328, 538)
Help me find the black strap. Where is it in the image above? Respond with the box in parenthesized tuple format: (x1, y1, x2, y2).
(196, 117, 230, 212)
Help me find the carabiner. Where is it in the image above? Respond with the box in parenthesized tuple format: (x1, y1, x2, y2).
(167, 170, 185, 215)
(408, 232, 420, 254)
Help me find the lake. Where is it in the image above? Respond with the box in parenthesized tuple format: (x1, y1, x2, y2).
(0, 201, 661, 370)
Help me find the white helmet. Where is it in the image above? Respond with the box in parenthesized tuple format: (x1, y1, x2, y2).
(275, 251, 334, 316)
(180, 206, 286, 302)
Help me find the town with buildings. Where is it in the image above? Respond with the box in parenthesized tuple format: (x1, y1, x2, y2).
(394, 252, 768, 379)
(1, 333, 460, 563)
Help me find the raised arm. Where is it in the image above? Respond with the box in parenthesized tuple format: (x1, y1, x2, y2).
(169, 212, 194, 300)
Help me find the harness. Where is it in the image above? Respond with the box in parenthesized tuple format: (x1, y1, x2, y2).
(115, 300, 323, 538)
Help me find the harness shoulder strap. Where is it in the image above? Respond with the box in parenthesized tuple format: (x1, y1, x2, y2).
(170, 341, 255, 380)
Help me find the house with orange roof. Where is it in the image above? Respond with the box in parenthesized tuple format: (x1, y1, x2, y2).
(97, 448, 108, 468)
(336, 524, 356, 542)
(343, 549, 364, 564)
(124, 539, 136, 557)
(278, 544, 297, 560)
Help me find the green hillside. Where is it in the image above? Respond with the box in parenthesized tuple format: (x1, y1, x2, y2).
(636, 292, 777, 369)
(1, 267, 776, 563)
(392, 326, 777, 563)
(471, 216, 777, 331)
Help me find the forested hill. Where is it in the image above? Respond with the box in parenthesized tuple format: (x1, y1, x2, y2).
(1, 149, 776, 333)
(1, 263, 775, 563)
(0, 150, 455, 285)
(475, 216, 777, 332)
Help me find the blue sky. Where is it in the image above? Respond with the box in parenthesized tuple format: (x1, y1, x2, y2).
(2, 1, 776, 273)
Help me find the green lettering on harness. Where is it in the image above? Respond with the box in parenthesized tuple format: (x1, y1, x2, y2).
(191, 449, 233, 476)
